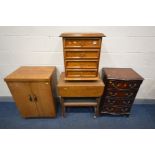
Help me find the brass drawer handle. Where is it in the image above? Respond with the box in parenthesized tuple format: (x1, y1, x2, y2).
(129, 83, 137, 88)
(109, 92, 117, 96)
(125, 92, 134, 97)
(110, 82, 125, 89)
(122, 100, 132, 104)
(107, 99, 116, 104)
(121, 107, 129, 112)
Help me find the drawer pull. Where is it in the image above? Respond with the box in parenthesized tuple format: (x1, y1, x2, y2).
(122, 100, 132, 104)
(110, 82, 125, 89)
(109, 92, 117, 96)
(125, 92, 134, 97)
(28, 95, 33, 102)
(121, 107, 129, 112)
(107, 99, 116, 104)
(93, 41, 97, 45)
(129, 83, 137, 89)
(79, 53, 85, 57)
(33, 95, 38, 102)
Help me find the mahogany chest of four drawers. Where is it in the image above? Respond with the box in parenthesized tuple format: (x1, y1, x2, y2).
(99, 68, 144, 115)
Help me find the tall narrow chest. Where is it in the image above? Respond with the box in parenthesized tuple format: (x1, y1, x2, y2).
(60, 33, 105, 81)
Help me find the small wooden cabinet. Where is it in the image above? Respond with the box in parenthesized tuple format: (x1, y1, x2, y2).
(57, 72, 105, 117)
(60, 33, 105, 81)
(4, 66, 57, 118)
(100, 68, 144, 115)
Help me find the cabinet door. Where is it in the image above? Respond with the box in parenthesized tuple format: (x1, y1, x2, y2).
(7, 82, 39, 117)
(30, 82, 56, 117)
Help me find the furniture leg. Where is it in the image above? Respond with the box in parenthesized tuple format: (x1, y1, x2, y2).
(94, 107, 97, 119)
(96, 97, 100, 116)
(60, 97, 65, 117)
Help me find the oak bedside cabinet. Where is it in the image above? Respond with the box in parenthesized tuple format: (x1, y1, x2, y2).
(4, 66, 57, 118)
(99, 68, 144, 116)
(57, 72, 104, 118)
(60, 33, 106, 81)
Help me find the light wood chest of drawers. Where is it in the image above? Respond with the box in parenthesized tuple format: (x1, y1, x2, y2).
(60, 33, 105, 81)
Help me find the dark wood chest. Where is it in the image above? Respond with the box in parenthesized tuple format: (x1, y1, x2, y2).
(60, 33, 105, 81)
(99, 68, 144, 115)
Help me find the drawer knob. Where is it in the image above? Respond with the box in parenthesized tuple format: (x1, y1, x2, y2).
(93, 41, 97, 45)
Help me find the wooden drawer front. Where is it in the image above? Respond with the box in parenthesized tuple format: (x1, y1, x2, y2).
(102, 97, 134, 106)
(58, 86, 104, 97)
(101, 105, 131, 114)
(107, 80, 141, 90)
(65, 60, 98, 69)
(64, 38, 101, 48)
(106, 90, 137, 98)
(66, 69, 97, 77)
(64, 49, 100, 59)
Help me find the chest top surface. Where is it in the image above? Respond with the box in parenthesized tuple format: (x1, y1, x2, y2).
(60, 33, 106, 38)
(103, 68, 144, 81)
(4, 66, 56, 82)
(58, 72, 104, 87)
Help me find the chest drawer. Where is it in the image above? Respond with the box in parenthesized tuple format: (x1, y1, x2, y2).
(65, 60, 98, 69)
(58, 85, 104, 97)
(106, 89, 138, 98)
(58, 72, 104, 97)
(66, 69, 97, 78)
(101, 105, 131, 114)
(102, 97, 134, 106)
(64, 49, 100, 59)
(107, 80, 141, 90)
(64, 38, 101, 48)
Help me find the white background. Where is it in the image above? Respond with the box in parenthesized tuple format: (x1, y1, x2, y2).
(0, 0, 155, 155)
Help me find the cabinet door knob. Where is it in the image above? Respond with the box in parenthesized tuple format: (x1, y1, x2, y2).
(29, 95, 33, 102)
